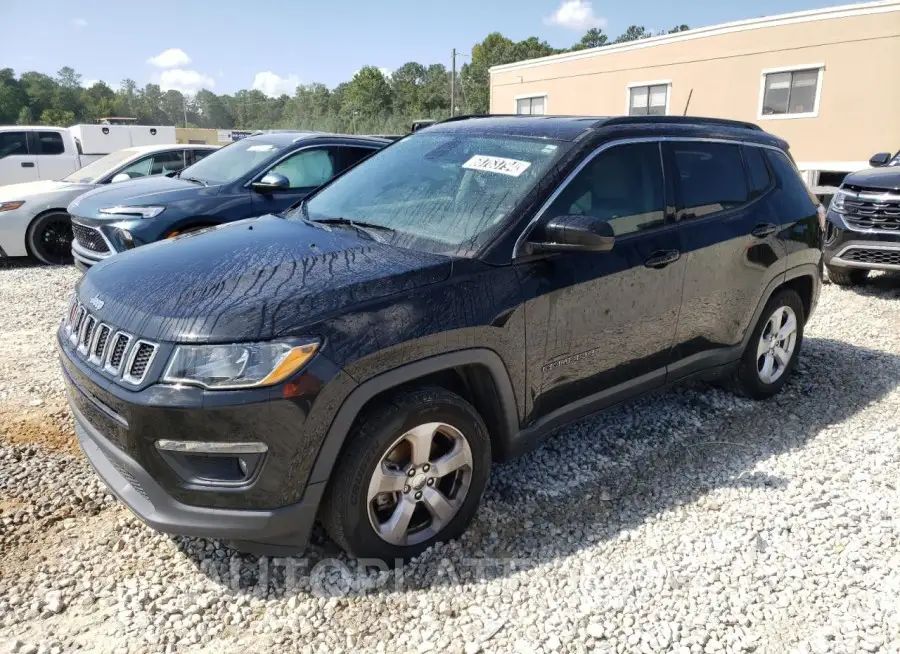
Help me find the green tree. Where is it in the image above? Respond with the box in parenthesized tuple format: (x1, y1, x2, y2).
(390, 62, 426, 117)
(195, 89, 234, 129)
(343, 66, 393, 128)
(20, 72, 58, 118)
(39, 108, 75, 126)
(0, 68, 27, 124)
(571, 28, 608, 50)
(615, 25, 649, 43)
(81, 81, 117, 122)
(161, 89, 187, 126)
(16, 106, 33, 125)
(668, 24, 690, 33)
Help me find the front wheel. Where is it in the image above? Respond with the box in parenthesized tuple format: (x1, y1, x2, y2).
(726, 289, 805, 400)
(26, 211, 74, 265)
(827, 266, 868, 286)
(322, 387, 491, 560)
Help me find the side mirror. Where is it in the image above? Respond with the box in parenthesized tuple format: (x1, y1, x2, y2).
(251, 172, 290, 192)
(869, 152, 892, 167)
(111, 172, 133, 183)
(527, 215, 615, 255)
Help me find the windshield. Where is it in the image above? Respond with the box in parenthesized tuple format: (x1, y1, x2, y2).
(62, 149, 142, 184)
(176, 139, 283, 185)
(301, 132, 569, 256)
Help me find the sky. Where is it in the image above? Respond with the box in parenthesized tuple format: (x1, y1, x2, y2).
(0, 0, 868, 97)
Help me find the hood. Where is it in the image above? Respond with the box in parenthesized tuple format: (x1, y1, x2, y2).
(842, 166, 900, 192)
(76, 216, 452, 343)
(0, 180, 92, 201)
(68, 175, 216, 218)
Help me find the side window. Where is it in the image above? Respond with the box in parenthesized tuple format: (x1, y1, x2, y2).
(36, 132, 65, 155)
(0, 131, 29, 159)
(544, 142, 665, 237)
(337, 146, 377, 172)
(189, 149, 214, 166)
(268, 148, 336, 189)
(669, 142, 748, 218)
(117, 156, 153, 179)
(743, 146, 773, 199)
(765, 149, 819, 213)
(148, 151, 186, 175)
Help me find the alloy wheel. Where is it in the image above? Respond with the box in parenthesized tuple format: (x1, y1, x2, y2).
(367, 422, 473, 546)
(756, 305, 798, 384)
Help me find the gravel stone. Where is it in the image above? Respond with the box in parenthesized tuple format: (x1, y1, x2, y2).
(3, 262, 900, 653)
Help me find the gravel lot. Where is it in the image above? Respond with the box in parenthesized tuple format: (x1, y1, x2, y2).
(2, 259, 900, 654)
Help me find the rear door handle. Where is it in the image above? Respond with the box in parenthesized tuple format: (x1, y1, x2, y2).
(21, 162, 35, 168)
(751, 223, 778, 238)
(644, 249, 681, 269)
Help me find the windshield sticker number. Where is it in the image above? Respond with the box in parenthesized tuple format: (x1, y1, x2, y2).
(463, 155, 532, 177)
(246, 144, 276, 152)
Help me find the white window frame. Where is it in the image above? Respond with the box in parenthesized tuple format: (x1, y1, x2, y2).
(514, 93, 548, 115)
(625, 80, 671, 117)
(757, 64, 824, 120)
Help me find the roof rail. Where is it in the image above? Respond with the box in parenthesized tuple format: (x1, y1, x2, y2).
(602, 115, 763, 131)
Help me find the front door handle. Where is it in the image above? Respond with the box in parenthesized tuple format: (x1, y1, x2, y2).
(644, 249, 681, 269)
(21, 162, 35, 168)
(751, 223, 778, 238)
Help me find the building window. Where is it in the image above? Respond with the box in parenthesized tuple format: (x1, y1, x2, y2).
(628, 84, 668, 116)
(515, 95, 546, 115)
(759, 66, 823, 118)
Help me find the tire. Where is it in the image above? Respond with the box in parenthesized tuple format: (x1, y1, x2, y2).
(26, 211, 74, 265)
(322, 387, 491, 560)
(827, 266, 869, 286)
(725, 289, 805, 400)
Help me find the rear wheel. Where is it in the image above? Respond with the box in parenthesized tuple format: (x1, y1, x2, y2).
(26, 211, 73, 265)
(322, 387, 491, 560)
(827, 266, 869, 286)
(726, 289, 805, 399)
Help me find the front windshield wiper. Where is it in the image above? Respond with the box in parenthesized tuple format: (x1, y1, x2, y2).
(177, 172, 208, 186)
(311, 217, 395, 242)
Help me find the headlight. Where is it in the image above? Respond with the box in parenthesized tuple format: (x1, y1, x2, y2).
(98, 205, 165, 218)
(830, 190, 848, 214)
(0, 201, 25, 212)
(162, 340, 319, 389)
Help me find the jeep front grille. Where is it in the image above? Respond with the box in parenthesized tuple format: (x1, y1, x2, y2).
(840, 187, 900, 231)
(62, 301, 158, 385)
(71, 222, 110, 253)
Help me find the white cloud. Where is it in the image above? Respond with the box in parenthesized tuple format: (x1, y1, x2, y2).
(73, 17, 87, 28)
(545, 0, 607, 30)
(147, 48, 192, 68)
(159, 69, 215, 93)
(81, 79, 99, 88)
(351, 67, 393, 80)
(252, 71, 300, 97)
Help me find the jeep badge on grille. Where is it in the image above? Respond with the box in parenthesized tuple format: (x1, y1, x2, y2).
(89, 295, 105, 311)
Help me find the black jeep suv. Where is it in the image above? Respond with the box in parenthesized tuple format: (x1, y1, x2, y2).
(58, 115, 822, 559)
(823, 150, 900, 285)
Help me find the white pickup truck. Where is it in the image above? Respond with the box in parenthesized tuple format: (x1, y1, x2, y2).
(0, 124, 177, 186)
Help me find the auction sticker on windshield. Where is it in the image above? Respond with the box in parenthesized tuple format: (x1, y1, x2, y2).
(463, 155, 531, 177)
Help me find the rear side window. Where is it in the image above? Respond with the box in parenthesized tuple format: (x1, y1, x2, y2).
(337, 146, 378, 172)
(765, 149, 819, 214)
(669, 142, 748, 218)
(743, 146, 773, 198)
(544, 142, 665, 236)
(0, 131, 28, 159)
(36, 131, 65, 155)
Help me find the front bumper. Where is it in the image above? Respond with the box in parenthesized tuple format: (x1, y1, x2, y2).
(823, 209, 900, 272)
(72, 398, 324, 552)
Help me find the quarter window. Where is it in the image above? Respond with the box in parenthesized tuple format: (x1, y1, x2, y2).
(516, 96, 546, 115)
(761, 68, 821, 116)
(544, 142, 665, 237)
(0, 131, 28, 159)
(669, 142, 748, 218)
(629, 84, 668, 116)
(36, 132, 65, 155)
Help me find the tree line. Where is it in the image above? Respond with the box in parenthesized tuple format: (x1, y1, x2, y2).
(0, 24, 688, 135)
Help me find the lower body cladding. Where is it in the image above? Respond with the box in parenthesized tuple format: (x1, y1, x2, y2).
(823, 210, 900, 274)
(58, 333, 345, 554)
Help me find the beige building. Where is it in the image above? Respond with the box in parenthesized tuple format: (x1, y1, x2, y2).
(490, 0, 900, 185)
